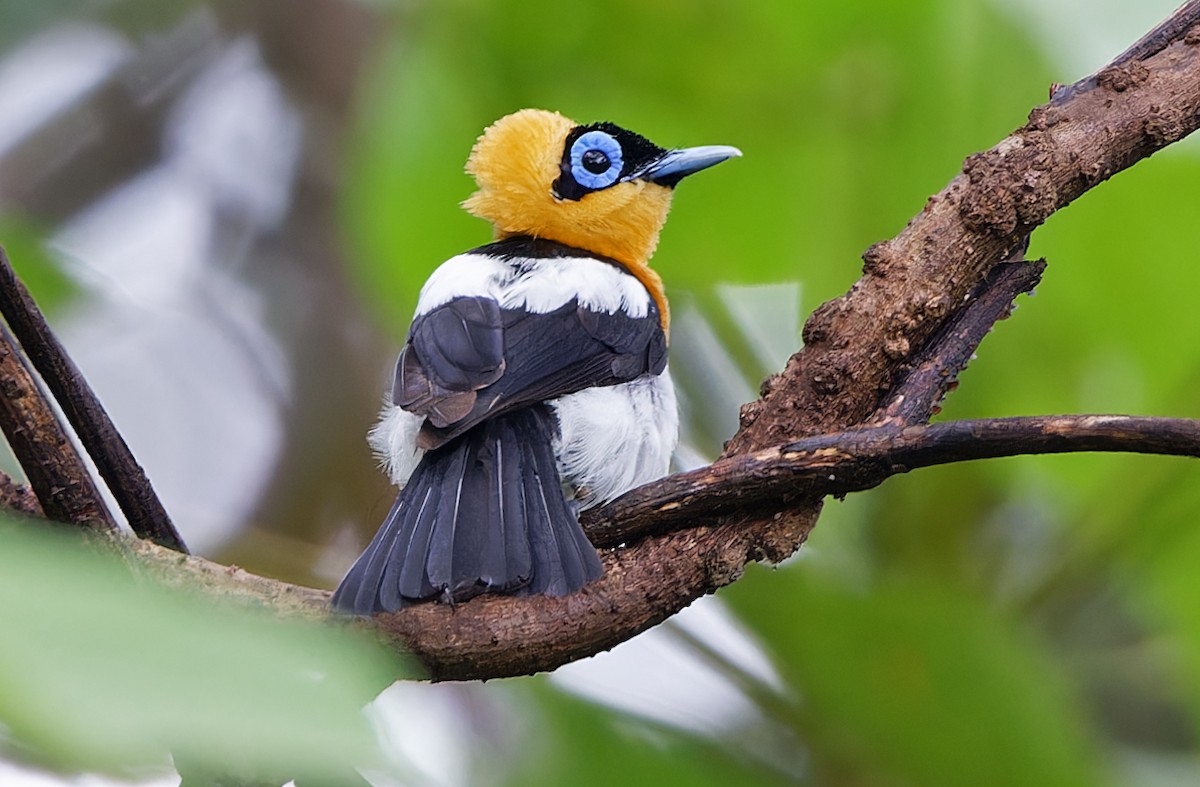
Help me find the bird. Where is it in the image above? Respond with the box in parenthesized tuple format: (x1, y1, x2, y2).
(332, 108, 740, 614)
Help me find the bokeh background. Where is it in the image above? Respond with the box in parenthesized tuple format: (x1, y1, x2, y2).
(1, 0, 1198, 784)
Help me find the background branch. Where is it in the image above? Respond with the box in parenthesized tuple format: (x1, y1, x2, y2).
(0, 247, 186, 551)
(0, 322, 110, 527)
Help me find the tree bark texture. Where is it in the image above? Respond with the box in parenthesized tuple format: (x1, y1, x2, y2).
(0, 322, 109, 526)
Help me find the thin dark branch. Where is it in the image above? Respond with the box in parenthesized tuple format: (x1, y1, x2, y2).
(0, 322, 112, 527)
(0, 247, 187, 552)
(875, 260, 1046, 425)
(582, 257, 1051, 570)
(585, 415, 1200, 548)
(1113, 1, 1200, 64)
(1053, 0, 1200, 102)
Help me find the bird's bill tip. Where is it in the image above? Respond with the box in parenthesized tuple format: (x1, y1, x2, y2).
(637, 144, 742, 186)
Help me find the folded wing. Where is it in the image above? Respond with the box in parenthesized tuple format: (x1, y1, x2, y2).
(395, 294, 666, 449)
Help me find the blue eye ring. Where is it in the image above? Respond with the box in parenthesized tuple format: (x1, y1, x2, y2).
(569, 130, 623, 190)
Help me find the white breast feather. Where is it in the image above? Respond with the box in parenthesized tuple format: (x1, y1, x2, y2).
(550, 371, 678, 508)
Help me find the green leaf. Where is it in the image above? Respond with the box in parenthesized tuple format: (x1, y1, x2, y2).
(0, 522, 407, 781)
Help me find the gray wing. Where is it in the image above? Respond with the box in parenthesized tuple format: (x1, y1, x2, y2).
(393, 295, 666, 450)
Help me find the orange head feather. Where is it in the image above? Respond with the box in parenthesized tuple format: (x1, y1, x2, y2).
(462, 109, 740, 333)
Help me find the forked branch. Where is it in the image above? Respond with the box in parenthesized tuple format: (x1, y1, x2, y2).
(4, 5, 1200, 681)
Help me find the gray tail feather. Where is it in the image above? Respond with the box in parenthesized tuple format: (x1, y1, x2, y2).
(333, 406, 603, 615)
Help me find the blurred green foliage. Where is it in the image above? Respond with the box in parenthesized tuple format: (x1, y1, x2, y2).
(729, 568, 1104, 785)
(0, 521, 406, 783)
(504, 678, 801, 787)
(0, 217, 76, 315)
(343, 0, 1048, 330)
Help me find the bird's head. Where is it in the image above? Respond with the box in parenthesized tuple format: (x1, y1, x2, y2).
(463, 109, 740, 272)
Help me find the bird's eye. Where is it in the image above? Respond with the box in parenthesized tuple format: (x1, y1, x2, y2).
(569, 130, 623, 190)
(581, 149, 609, 174)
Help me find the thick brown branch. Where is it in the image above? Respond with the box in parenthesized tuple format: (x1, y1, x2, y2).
(119, 412, 1200, 680)
(0, 247, 187, 552)
(729, 18, 1200, 455)
(0, 322, 111, 527)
